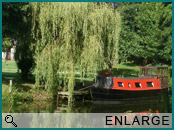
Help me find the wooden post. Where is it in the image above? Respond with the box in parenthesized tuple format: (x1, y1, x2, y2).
(9, 80, 12, 93)
(68, 97, 71, 105)
(83, 96, 85, 102)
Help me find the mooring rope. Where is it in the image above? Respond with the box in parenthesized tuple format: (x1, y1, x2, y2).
(78, 85, 93, 91)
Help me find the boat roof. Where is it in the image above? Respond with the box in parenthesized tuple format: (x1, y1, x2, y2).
(139, 66, 168, 69)
(114, 77, 156, 79)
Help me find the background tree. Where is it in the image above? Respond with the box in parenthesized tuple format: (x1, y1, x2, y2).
(31, 3, 121, 98)
(2, 2, 34, 80)
(118, 2, 172, 65)
(2, 38, 13, 52)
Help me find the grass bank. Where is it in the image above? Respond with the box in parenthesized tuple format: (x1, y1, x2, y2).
(2, 61, 52, 108)
(2, 61, 139, 105)
(2, 61, 172, 112)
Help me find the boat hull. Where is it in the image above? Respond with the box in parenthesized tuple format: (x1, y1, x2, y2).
(90, 87, 168, 101)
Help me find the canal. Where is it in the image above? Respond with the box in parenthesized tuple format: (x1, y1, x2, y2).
(2, 94, 172, 113)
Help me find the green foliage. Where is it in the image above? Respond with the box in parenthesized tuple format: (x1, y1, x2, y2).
(118, 3, 172, 65)
(10, 88, 33, 105)
(31, 3, 121, 98)
(168, 66, 172, 89)
(2, 38, 13, 51)
(2, 2, 34, 80)
(15, 40, 34, 80)
(2, 85, 33, 106)
(14, 3, 35, 80)
(2, 85, 11, 103)
(2, 2, 28, 39)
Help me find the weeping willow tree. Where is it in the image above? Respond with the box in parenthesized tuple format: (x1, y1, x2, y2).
(31, 2, 121, 99)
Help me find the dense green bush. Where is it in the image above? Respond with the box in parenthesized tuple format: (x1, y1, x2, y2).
(2, 86, 33, 105)
(118, 3, 172, 65)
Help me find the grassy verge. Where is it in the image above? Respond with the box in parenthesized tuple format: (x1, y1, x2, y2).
(2, 61, 172, 109)
(2, 61, 52, 108)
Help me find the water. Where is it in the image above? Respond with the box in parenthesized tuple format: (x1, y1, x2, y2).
(2, 94, 172, 113)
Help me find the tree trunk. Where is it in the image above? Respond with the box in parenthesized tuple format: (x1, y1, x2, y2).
(21, 69, 28, 80)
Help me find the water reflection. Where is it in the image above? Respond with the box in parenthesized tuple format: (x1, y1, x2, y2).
(3, 94, 171, 113)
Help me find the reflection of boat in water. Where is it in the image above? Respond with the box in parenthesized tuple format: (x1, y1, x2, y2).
(55, 92, 169, 113)
(89, 99, 162, 113)
(90, 66, 169, 101)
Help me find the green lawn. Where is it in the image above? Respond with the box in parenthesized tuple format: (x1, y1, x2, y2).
(2, 61, 52, 108)
(112, 63, 139, 77)
(2, 61, 18, 83)
(2, 61, 140, 92)
(2, 61, 172, 113)
(2, 60, 18, 72)
(1, 61, 150, 88)
(2, 60, 171, 100)
(2, 60, 171, 85)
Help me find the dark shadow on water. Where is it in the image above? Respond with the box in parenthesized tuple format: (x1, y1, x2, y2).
(2, 100, 57, 113)
(3, 93, 171, 113)
(90, 98, 171, 113)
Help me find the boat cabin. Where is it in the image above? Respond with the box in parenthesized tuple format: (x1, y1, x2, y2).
(139, 66, 168, 88)
(93, 66, 168, 91)
(91, 66, 168, 101)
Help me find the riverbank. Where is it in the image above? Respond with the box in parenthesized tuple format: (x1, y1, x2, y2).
(2, 61, 172, 113)
(2, 61, 53, 110)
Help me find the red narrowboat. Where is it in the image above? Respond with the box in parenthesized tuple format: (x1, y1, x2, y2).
(90, 66, 168, 101)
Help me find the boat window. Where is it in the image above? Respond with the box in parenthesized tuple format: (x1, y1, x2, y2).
(147, 69, 151, 75)
(164, 69, 167, 77)
(118, 82, 124, 87)
(152, 69, 157, 76)
(141, 69, 145, 76)
(128, 83, 131, 88)
(160, 69, 164, 77)
(147, 82, 154, 87)
(135, 82, 141, 88)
